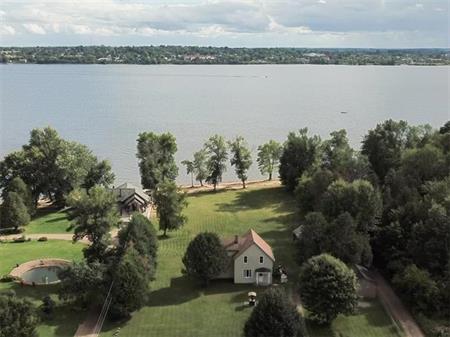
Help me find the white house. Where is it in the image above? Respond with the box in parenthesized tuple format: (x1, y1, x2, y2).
(218, 229, 275, 286)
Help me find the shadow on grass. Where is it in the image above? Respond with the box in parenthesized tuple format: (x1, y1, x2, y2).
(305, 318, 336, 337)
(216, 187, 294, 213)
(41, 304, 85, 337)
(146, 275, 201, 307)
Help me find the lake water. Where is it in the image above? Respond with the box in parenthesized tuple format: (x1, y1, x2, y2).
(1, 64, 448, 186)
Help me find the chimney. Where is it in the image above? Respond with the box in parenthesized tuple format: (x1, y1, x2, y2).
(234, 235, 239, 244)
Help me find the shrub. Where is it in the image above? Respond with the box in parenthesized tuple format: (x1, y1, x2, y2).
(37, 237, 48, 242)
(0, 275, 17, 283)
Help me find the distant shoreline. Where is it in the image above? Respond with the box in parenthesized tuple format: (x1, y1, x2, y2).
(2, 46, 448, 66)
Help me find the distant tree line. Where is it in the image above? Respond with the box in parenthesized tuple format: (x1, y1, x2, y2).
(1, 46, 449, 65)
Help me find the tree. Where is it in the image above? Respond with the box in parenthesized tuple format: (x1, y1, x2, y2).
(58, 261, 107, 309)
(244, 288, 303, 337)
(299, 254, 358, 324)
(0, 127, 109, 205)
(393, 264, 439, 312)
(109, 247, 150, 319)
(83, 160, 115, 190)
(67, 186, 120, 262)
(296, 212, 371, 266)
(229, 136, 252, 188)
(154, 181, 187, 236)
(279, 129, 321, 191)
(181, 160, 195, 187)
(0, 292, 39, 337)
(136, 132, 178, 192)
(321, 130, 354, 176)
(257, 140, 282, 181)
(320, 179, 382, 233)
(295, 169, 335, 215)
(182, 232, 229, 286)
(2, 177, 34, 215)
(118, 213, 158, 278)
(361, 120, 430, 182)
(204, 135, 228, 191)
(1, 192, 30, 230)
(193, 149, 208, 186)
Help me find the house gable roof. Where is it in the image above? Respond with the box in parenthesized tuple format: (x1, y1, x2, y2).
(111, 183, 151, 203)
(223, 229, 275, 261)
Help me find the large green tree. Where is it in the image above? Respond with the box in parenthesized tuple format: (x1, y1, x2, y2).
(136, 132, 178, 192)
(361, 120, 431, 182)
(296, 212, 371, 266)
(193, 149, 208, 186)
(204, 135, 228, 191)
(2, 177, 34, 215)
(257, 140, 282, 181)
(279, 129, 321, 191)
(154, 181, 187, 236)
(320, 179, 382, 233)
(109, 247, 151, 319)
(244, 288, 303, 337)
(0, 127, 109, 205)
(58, 261, 107, 309)
(0, 292, 39, 337)
(229, 136, 252, 188)
(299, 254, 358, 324)
(67, 186, 120, 262)
(1, 191, 30, 230)
(181, 160, 195, 187)
(118, 213, 158, 278)
(182, 232, 229, 286)
(82, 160, 115, 190)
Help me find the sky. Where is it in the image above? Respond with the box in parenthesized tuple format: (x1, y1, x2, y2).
(0, 0, 449, 48)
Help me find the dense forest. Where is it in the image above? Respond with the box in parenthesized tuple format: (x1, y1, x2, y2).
(1, 46, 449, 65)
(281, 120, 450, 336)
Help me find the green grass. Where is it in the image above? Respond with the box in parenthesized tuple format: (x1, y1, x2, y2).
(0, 240, 85, 337)
(306, 300, 404, 337)
(25, 209, 72, 234)
(99, 185, 403, 337)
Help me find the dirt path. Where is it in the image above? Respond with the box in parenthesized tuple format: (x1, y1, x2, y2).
(1, 229, 119, 244)
(74, 307, 102, 337)
(372, 270, 425, 337)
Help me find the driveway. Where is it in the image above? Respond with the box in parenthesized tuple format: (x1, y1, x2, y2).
(372, 270, 425, 337)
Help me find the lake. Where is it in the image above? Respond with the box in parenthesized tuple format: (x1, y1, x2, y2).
(0, 64, 448, 186)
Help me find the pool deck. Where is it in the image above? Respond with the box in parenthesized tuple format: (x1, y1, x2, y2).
(9, 258, 71, 283)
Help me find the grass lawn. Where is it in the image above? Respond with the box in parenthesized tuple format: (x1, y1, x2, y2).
(0, 240, 85, 337)
(100, 185, 403, 337)
(306, 300, 404, 337)
(25, 209, 73, 234)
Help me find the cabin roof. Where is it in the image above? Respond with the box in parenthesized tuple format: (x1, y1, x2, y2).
(111, 183, 151, 203)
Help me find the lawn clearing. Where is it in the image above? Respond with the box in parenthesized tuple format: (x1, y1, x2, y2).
(0, 240, 85, 337)
(25, 208, 73, 234)
(100, 185, 404, 337)
(306, 300, 404, 337)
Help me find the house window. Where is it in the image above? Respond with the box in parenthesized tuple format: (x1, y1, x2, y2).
(243, 269, 252, 278)
(243, 256, 248, 263)
(259, 256, 264, 264)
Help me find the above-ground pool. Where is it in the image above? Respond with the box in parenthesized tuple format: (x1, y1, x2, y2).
(20, 266, 63, 285)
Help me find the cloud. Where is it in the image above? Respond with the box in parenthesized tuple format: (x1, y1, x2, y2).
(0, 24, 15, 35)
(0, 0, 448, 47)
(22, 23, 46, 34)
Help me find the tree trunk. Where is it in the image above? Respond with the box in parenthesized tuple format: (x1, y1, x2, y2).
(191, 173, 194, 188)
(200, 180, 203, 187)
(163, 227, 167, 237)
(269, 172, 272, 181)
(242, 179, 246, 189)
(213, 182, 217, 192)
